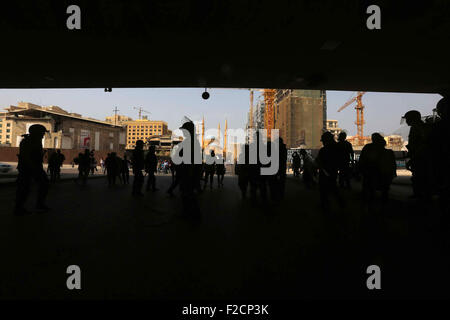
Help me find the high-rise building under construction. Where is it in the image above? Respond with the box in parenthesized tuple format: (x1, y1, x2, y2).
(274, 89, 326, 149)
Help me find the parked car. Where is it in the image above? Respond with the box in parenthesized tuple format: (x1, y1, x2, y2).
(0, 163, 13, 174)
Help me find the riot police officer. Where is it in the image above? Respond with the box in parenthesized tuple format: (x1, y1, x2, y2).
(14, 124, 50, 215)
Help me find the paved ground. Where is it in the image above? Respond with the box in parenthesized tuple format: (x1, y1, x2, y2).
(0, 173, 449, 299)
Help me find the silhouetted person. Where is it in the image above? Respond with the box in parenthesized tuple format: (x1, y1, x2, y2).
(315, 131, 344, 212)
(90, 150, 98, 175)
(48, 150, 59, 183)
(168, 159, 176, 182)
(105, 152, 119, 186)
(14, 124, 50, 215)
(216, 153, 225, 187)
(299, 149, 316, 188)
(403, 110, 431, 199)
(236, 144, 250, 199)
(277, 137, 287, 200)
(359, 133, 397, 205)
(177, 120, 202, 218)
(430, 97, 450, 220)
(248, 131, 267, 202)
(145, 145, 158, 192)
(75, 149, 91, 185)
(167, 150, 181, 197)
(204, 150, 216, 189)
(121, 154, 130, 184)
(337, 132, 354, 189)
(292, 152, 301, 177)
(131, 140, 145, 196)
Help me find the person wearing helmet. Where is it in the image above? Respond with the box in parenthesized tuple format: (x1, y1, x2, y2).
(14, 124, 50, 215)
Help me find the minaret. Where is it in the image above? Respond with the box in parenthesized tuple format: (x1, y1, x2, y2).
(223, 119, 228, 159)
(217, 123, 221, 146)
(202, 116, 205, 150)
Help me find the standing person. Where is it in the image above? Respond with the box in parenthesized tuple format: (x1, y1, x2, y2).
(100, 157, 105, 174)
(48, 150, 59, 183)
(131, 140, 145, 196)
(14, 124, 50, 215)
(236, 144, 250, 199)
(292, 152, 301, 177)
(403, 110, 431, 199)
(55, 149, 65, 181)
(277, 137, 287, 200)
(90, 150, 97, 175)
(315, 132, 344, 212)
(204, 150, 216, 189)
(216, 153, 225, 188)
(105, 152, 119, 186)
(359, 133, 397, 205)
(177, 120, 202, 218)
(430, 97, 450, 220)
(75, 149, 90, 185)
(121, 154, 130, 184)
(145, 145, 159, 192)
(299, 149, 316, 188)
(337, 132, 354, 189)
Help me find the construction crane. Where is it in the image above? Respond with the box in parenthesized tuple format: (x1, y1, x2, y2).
(249, 89, 254, 129)
(133, 106, 151, 120)
(337, 91, 367, 140)
(264, 89, 276, 139)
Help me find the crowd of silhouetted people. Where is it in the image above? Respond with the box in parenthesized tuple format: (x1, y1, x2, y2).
(11, 97, 450, 222)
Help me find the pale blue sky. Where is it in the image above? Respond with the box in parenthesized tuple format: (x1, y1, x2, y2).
(0, 88, 442, 137)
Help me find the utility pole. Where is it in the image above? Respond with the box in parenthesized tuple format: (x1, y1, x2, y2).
(113, 106, 119, 125)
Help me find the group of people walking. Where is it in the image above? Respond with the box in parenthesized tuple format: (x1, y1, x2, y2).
(12, 97, 449, 220)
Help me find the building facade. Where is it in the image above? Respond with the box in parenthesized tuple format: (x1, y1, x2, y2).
(125, 119, 169, 149)
(1, 102, 126, 152)
(326, 119, 342, 138)
(105, 114, 133, 126)
(274, 89, 326, 149)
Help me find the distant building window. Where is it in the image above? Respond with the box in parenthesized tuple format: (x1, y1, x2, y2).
(7, 123, 10, 127)
(6, 135, 10, 138)
(6, 129, 10, 133)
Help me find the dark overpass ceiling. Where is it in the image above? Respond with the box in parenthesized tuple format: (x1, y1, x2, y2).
(0, 0, 449, 93)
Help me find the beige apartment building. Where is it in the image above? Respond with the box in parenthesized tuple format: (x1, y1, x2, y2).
(125, 119, 169, 149)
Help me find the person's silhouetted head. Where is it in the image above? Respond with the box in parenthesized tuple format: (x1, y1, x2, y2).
(371, 133, 385, 146)
(437, 97, 449, 121)
(403, 110, 422, 126)
(293, 151, 298, 156)
(57, 149, 61, 154)
(320, 131, 335, 146)
(299, 149, 306, 156)
(136, 140, 144, 150)
(28, 124, 48, 139)
(84, 149, 90, 155)
(210, 150, 215, 157)
(179, 121, 195, 136)
(338, 131, 347, 142)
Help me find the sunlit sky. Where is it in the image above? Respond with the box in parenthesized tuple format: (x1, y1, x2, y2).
(0, 88, 442, 137)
